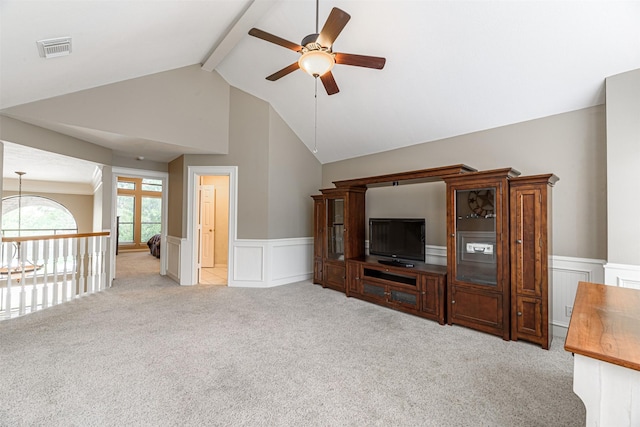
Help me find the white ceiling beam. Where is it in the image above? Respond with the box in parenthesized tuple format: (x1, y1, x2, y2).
(201, 0, 279, 72)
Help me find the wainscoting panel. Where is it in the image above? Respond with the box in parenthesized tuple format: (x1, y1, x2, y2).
(230, 238, 313, 288)
(550, 256, 605, 335)
(268, 238, 313, 287)
(604, 263, 640, 289)
(233, 244, 264, 283)
(166, 236, 183, 283)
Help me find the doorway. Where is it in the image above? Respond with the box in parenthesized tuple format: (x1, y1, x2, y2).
(197, 175, 229, 285)
(187, 166, 236, 287)
(111, 167, 168, 279)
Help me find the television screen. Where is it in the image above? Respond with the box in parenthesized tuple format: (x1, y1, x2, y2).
(369, 218, 425, 262)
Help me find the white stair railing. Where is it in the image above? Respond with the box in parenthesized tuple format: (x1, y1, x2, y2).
(0, 232, 111, 320)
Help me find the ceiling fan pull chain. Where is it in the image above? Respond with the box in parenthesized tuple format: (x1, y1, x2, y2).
(313, 77, 319, 154)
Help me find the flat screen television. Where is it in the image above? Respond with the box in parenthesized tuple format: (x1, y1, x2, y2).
(368, 218, 426, 262)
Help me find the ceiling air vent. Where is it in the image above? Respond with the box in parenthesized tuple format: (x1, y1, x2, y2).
(36, 37, 72, 59)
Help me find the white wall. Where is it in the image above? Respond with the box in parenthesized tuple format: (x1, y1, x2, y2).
(604, 68, 640, 288)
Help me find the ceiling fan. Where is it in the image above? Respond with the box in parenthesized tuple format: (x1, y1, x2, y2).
(248, 2, 386, 95)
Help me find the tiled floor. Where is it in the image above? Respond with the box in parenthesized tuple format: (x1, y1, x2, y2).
(199, 267, 227, 285)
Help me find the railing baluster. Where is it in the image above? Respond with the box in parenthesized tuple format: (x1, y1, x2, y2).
(99, 235, 107, 291)
(31, 240, 40, 313)
(78, 238, 86, 297)
(52, 239, 60, 306)
(3, 243, 15, 319)
(71, 237, 78, 297)
(87, 236, 95, 294)
(42, 240, 50, 309)
(62, 237, 70, 302)
(18, 243, 27, 316)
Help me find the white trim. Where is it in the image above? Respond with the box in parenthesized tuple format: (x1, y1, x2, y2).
(604, 262, 640, 289)
(425, 244, 447, 266)
(91, 165, 102, 194)
(111, 167, 169, 277)
(186, 166, 238, 287)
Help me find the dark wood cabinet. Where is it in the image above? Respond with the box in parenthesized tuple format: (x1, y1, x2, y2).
(444, 168, 520, 339)
(312, 195, 324, 284)
(509, 174, 558, 349)
(311, 188, 366, 292)
(347, 257, 447, 324)
(311, 164, 556, 348)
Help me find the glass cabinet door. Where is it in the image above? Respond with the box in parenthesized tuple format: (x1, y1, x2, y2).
(454, 188, 497, 286)
(326, 198, 344, 260)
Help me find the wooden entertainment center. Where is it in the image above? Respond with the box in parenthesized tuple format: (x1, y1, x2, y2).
(312, 164, 558, 349)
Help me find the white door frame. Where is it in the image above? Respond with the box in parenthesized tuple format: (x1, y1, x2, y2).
(111, 167, 169, 276)
(187, 166, 237, 286)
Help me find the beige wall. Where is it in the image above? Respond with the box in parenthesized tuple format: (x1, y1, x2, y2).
(2, 190, 94, 234)
(0, 116, 112, 165)
(606, 68, 640, 265)
(176, 87, 321, 240)
(322, 106, 607, 260)
(180, 87, 270, 239)
(167, 157, 184, 238)
(3, 65, 230, 155)
(267, 107, 322, 239)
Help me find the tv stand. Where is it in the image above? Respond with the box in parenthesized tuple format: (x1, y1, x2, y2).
(378, 259, 415, 268)
(347, 256, 447, 324)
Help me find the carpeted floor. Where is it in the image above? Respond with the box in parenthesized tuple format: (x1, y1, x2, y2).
(0, 253, 586, 426)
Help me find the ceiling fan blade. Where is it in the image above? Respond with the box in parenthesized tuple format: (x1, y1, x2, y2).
(316, 8, 351, 47)
(248, 28, 303, 52)
(320, 71, 340, 95)
(334, 53, 386, 69)
(266, 62, 300, 81)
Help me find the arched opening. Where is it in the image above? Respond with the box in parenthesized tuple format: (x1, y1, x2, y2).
(1, 195, 78, 237)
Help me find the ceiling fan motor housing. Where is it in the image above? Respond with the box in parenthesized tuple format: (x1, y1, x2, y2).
(301, 33, 323, 51)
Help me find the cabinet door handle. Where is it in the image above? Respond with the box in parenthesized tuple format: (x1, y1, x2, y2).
(516, 239, 523, 244)
(451, 300, 456, 304)
(450, 233, 455, 237)
(517, 311, 522, 316)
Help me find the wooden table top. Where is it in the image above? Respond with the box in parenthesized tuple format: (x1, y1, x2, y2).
(564, 281, 640, 371)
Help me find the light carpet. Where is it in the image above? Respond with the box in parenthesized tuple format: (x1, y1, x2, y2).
(0, 253, 585, 426)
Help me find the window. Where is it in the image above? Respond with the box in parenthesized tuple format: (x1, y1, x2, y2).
(117, 177, 162, 250)
(1, 196, 78, 237)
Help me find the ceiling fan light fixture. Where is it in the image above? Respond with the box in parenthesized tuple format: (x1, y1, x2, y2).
(298, 50, 334, 77)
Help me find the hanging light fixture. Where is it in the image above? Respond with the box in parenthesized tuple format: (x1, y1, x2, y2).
(0, 171, 41, 276)
(299, 49, 335, 78)
(298, 0, 335, 78)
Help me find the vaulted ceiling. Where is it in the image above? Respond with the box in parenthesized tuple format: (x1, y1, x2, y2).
(1, 0, 640, 183)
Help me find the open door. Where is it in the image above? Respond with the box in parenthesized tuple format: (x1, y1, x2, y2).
(200, 184, 215, 268)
